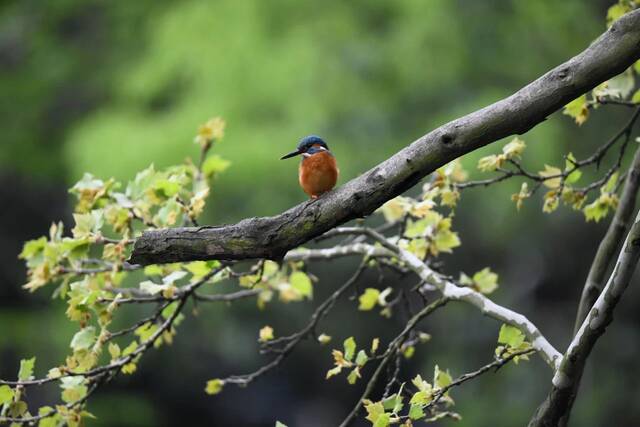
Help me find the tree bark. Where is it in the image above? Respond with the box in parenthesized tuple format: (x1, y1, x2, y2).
(130, 9, 640, 266)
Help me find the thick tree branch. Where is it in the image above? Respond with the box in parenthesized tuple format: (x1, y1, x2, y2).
(529, 211, 640, 427)
(130, 10, 640, 265)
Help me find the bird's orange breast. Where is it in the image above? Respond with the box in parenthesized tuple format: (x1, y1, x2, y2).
(299, 151, 339, 198)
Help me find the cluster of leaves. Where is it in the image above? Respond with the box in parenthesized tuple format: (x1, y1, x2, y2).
(326, 337, 380, 385)
(495, 324, 533, 363)
(363, 367, 458, 426)
(2, 118, 244, 425)
(475, 135, 624, 221)
(563, 63, 639, 126)
(378, 160, 467, 261)
(238, 260, 315, 307)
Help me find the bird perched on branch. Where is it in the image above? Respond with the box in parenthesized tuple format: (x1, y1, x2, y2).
(281, 135, 339, 199)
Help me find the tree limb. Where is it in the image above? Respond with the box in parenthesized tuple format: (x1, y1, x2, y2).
(573, 141, 640, 332)
(529, 211, 640, 427)
(129, 9, 640, 265)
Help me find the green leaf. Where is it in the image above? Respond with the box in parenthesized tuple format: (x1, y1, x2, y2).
(347, 367, 360, 384)
(205, 379, 225, 395)
(343, 337, 356, 362)
(410, 390, 431, 405)
(108, 343, 121, 360)
(19, 237, 47, 260)
(259, 326, 274, 342)
(202, 155, 231, 178)
(563, 95, 588, 125)
(433, 365, 453, 389)
(498, 324, 525, 348)
(185, 261, 214, 279)
(364, 401, 386, 424)
(358, 288, 380, 311)
(382, 393, 403, 413)
(632, 89, 640, 104)
(71, 210, 104, 239)
(70, 327, 96, 351)
(378, 197, 411, 223)
(472, 268, 498, 294)
(153, 178, 180, 198)
(122, 341, 138, 356)
(603, 172, 619, 194)
(135, 323, 159, 342)
(433, 229, 461, 254)
(584, 193, 617, 223)
(60, 376, 87, 404)
(143, 265, 164, 276)
(0, 385, 14, 405)
(539, 165, 562, 189)
(564, 153, 582, 185)
(290, 271, 313, 299)
(275, 422, 288, 427)
(373, 414, 390, 427)
(403, 218, 428, 238)
(409, 404, 425, 420)
(18, 357, 35, 381)
(502, 137, 526, 159)
(477, 154, 504, 172)
(355, 350, 368, 367)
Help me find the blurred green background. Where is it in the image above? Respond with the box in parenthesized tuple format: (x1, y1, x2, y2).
(1, 1, 639, 426)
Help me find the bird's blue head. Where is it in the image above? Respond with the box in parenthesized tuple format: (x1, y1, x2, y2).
(281, 135, 331, 159)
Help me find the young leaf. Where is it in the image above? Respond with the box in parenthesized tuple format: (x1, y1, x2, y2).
(472, 268, 499, 294)
(409, 404, 425, 421)
(70, 327, 97, 351)
(343, 337, 357, 362)
(355, 350, 368, 367)
(0, 385, 14, 405)
(502, 137, 526, 159)
(563, 95, 589, 125)
(18, 357, 36, 381)
(358, 288, 380, 311)
(290, 271, 313, 299)
(205, 379, 225, 395)
(539, 165, 562, 189)
(318, 334, 332, 345)
(259, 326, 274, 342)
(564, 153, 582, 184)
(498, 324, 525, 348)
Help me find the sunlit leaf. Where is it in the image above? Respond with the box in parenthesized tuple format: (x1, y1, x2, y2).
(563, 95, 589, 125)
(358, 288, 380, 311)
(18, 357, 36, 381)
(205, 379, 225, 395)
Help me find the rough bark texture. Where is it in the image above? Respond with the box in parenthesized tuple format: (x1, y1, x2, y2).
(130, 9, 640, 266)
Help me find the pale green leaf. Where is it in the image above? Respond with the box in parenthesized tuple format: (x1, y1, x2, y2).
(18, 357, 36, 381)
(70, 327, 96, 351)
(290, 271, 313, 299)
(498, 324, 525, 348)
(205, 379, 224, 395)
(343, 337, 356, 362)
(358, 288, 380, 311)
(0, 385, 14, 405)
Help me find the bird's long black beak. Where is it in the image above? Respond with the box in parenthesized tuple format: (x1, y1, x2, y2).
(280, 149, 302, 160)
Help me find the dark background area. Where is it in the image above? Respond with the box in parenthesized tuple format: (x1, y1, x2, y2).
(1, 1, 639, 426)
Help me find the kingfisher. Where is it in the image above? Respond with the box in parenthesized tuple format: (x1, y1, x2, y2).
(281, 135, 339, 199)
